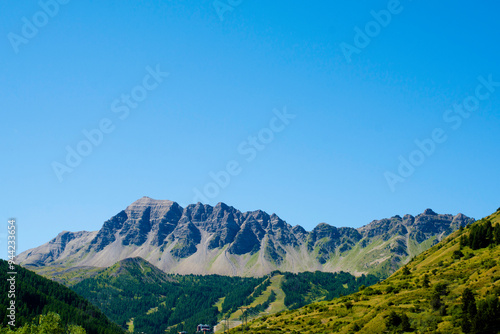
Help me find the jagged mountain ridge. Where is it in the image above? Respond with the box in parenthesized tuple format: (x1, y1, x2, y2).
(236, 209, 500, 334)
(17, 197, 474, 277)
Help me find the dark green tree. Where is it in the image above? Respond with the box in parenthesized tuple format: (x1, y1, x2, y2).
(402, 266, 411, 276)
(473, 294, 500, 334)
(430, 292, 442, 311)
(460, 235, 469, 248)
(422, 274, 430, 288)
(434, 282, 449, 296)
(461, 288, 477, 333)
(494, 224, 500, 245)
(385, 311, 402, 329)
(385, 311, 411, 332)
(400, 313, 411, 332)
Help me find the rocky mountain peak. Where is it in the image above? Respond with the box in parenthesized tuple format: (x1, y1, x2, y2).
(214, 202, 230, 210)
(125, 197, 177, 219)
(403, 214, 415, 223)
(211, 202, 234, 219)
(185, 202, 213, 222)
(423, 208, 437, 215)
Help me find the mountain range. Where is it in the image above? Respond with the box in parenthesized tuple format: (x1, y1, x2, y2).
(18, 196, 474, 278)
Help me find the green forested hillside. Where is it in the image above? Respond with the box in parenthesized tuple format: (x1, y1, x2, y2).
(71, 258, 378, 334)
(0, 260, 123, 334)
(231, 208, 500, 334)
(281, 271, 378, 310)
(72, 258, 267, 334)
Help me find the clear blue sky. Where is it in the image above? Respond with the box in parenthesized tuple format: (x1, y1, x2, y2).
(1, 1, 499, 256)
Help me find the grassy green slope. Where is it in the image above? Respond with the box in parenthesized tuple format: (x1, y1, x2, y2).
(234, 208, 500, 334)
(27, 265, 106, 286)
(215, 270, 379, 332)
(220, 274, 285, 327)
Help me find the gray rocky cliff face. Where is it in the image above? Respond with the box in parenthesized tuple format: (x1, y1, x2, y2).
(17, 198, 475, 277)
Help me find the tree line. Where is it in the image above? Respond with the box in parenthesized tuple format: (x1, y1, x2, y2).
(281, 271, 379, 309)
(460, 219, 500, 250)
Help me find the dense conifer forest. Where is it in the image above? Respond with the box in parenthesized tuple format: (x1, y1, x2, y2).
(0, 260, 123, 334)
(71, 258, 377, 334)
